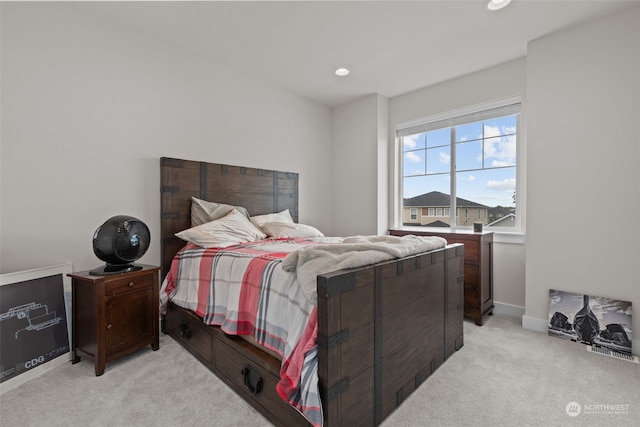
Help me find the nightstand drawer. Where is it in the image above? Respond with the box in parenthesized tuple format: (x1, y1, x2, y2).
(105, 274, 153, 296)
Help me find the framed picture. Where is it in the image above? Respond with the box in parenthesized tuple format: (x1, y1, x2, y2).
(0, 263, 72, 395)
(548, 289, 632, 355)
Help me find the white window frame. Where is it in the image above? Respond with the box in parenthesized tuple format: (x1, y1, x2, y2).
(395, 97, 524, 237)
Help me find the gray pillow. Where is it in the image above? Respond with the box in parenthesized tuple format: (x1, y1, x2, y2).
(190, 196, 250, 226)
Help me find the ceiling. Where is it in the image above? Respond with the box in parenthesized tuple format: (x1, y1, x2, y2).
(73, 0, 638, 108)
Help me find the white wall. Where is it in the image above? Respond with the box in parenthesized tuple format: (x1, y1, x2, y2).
(525, 6, 639, 350)
(0, 3, 333, 274)
(388, 58, 528, 311)
(332, 94, 389, 236)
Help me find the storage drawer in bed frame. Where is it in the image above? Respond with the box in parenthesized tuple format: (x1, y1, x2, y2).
(163, 302, 214, 367)
(163, 302, 307, 425)
(215, 334, 305, 426)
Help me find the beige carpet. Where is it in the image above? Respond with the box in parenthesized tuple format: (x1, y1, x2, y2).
(1, 314, 638, 426)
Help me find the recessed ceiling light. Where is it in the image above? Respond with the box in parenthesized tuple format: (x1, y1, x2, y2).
(487, 0, 511, 11)
(334, 68, 350, 77)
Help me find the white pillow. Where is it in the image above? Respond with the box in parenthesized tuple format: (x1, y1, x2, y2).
(176, 209, 266, 248)
(250, 209, 294, 230)
(190, 197, 250, 226)
(262, 222, 324, 238)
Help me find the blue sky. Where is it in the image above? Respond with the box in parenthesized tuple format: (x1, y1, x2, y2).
(403, 115, 517, 208)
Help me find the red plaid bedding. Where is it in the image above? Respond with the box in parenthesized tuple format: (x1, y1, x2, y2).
(160, 238, 325, 426)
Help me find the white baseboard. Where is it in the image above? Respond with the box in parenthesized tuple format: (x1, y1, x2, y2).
(493, 301, 525, 318)
(492, 303, 548, 333)
(522, 314, 548, 333)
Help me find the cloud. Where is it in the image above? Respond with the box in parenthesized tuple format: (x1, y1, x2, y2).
(487, 178, 515, 192)
(484, 124, 516, 138)
(459, 174, 475, 182)
(403, 135, 417, 150)
(491, 160, 513, 167)
(405, 151, 421, 163)
(439, 151, 450, 164)
(483, 127, 516, 166)
(618, 307, 632, 316)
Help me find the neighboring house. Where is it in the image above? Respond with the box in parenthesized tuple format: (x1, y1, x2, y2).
(489, 206, 516, 224)
(403, 191, 489, 227)
(488, 213, 516, 228)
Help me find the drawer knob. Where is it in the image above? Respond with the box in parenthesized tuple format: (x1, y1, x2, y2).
(128, 282, 134, 287)
(106, 324, 112, 330)
(179, 322, 192, 340)
(241, 366, 263, 395)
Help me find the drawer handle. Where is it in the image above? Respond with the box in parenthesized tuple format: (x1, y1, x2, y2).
(179, 322, 192, 340)
(128, 282, 135, 287)
(241, 366, 263, 395)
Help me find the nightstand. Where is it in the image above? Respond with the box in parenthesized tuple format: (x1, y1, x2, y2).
(68, 264, 160, 376)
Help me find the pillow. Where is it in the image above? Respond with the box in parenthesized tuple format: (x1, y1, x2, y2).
(176, 209, 266, 248)
(250, 209, 294, 230)
(262, 221, 324, 238)
(190, 197, 250, 226)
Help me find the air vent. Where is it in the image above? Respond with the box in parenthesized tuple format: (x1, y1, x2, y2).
(587, 345, 639, 364)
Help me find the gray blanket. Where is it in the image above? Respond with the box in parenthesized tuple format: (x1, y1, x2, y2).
(282, 234, 447, 304)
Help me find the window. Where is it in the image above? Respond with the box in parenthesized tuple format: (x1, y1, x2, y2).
(410, 208, 417, 220)
(399, 100, 520, 230)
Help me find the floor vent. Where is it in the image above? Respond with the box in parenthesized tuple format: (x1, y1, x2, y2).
(587, 345, 639, 364)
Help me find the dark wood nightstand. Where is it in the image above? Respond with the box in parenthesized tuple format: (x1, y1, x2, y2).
(68, 264, 160, 376)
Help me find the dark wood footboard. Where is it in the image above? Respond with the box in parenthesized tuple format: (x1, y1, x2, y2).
(162, 243, 463, 426)
(316, 243, 464, 425)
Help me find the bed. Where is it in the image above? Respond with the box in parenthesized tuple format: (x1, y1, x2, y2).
(159, 157, 465, 426)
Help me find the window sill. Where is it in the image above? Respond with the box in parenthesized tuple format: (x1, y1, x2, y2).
(493, 232, 525, 245)
(389, 226, 525, 245)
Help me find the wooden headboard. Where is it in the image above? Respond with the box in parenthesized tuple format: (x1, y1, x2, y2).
(160, 157, 299, 280)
